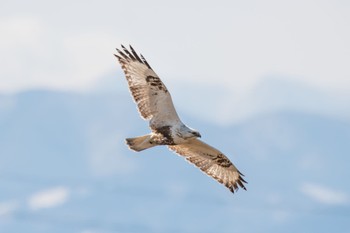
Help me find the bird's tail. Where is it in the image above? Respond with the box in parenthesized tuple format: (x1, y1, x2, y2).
(125, 134, 156, 152)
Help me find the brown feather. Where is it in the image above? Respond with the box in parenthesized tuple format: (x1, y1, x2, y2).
(169, 139, 247, 193)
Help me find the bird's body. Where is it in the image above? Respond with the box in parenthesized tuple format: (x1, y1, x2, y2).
(115, 45, 247, 193)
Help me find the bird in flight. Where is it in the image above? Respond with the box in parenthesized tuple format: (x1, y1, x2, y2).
(114, 45, 247, 193)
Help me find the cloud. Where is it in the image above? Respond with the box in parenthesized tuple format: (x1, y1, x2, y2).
(0, 16, 119, 93)
(61, 32, 120, 91)
(0, 1, 350, 95)
(301, 183, 349, 205)
(0, 17, 44, 92)
(0, 17, 42, 48)
(28, 186, 70, 210)
(0, 200, 19, 216)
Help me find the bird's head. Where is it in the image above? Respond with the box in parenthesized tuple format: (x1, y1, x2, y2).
(188, 128, 201, 138)
(179, 126, 201, 139)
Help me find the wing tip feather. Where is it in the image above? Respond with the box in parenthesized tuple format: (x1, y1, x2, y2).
(115, 45, 152, 69)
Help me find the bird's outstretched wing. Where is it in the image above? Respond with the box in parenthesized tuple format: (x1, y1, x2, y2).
(115, 45, 180, 126)
(168, 139, 247, 193)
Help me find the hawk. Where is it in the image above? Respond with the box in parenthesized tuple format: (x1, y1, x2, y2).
(114, 45, 247, 193)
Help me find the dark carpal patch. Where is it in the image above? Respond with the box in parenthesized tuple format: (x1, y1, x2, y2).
(153, 125, 175, 145)
(213, 154, 233, 168)
(146, 76, 168, 93)
(157, 125, 172, 138)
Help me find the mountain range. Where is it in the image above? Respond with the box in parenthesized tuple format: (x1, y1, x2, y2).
(0, 78, 349, 233)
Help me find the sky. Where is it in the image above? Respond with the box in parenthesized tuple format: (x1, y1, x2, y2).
(1, 2, 350, 231)
(0, 0, 349, 96)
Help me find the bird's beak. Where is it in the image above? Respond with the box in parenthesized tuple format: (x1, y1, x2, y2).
(197, 132, 202, 138)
